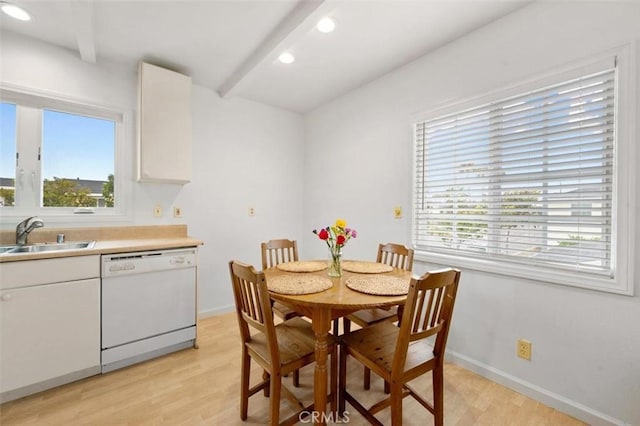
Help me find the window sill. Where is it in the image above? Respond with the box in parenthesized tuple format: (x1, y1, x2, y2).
(413, 250, 633, 296)
(0, 209, 132, 227)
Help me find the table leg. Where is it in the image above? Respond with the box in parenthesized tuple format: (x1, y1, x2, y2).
(312, 308, 331, 425)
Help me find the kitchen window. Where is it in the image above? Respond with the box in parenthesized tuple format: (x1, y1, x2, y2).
(0, 86, 125, 220)
(412, 48, 635, 295)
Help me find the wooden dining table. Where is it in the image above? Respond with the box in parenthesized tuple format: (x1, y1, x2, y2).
(264, 261, 412, 425)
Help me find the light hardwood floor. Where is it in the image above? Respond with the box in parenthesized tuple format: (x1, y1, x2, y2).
(1, 313, 585, 425)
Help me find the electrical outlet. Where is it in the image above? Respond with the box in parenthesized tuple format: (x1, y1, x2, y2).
(173, 206, 183, 218)
(248, 207, 255, 217)
(153, 204, 162, 217)
(517, 339, 532, 360)
(394, 206, 402, 219)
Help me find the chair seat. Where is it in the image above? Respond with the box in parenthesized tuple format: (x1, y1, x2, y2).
(341, 321, 435, 378)
(247, 317, 336, 368)
(273, 301, 301, 321)
(347, 306, 398, 327)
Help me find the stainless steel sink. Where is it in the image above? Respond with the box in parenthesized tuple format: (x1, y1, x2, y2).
(0, 241, 96, 255)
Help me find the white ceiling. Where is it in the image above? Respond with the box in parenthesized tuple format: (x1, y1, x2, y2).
(0, 0, 531, 113)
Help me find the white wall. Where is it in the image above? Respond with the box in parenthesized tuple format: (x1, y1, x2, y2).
(0, 31, 305, 316)
(303, 2, 640, 425)
(185, 88, 305, 316)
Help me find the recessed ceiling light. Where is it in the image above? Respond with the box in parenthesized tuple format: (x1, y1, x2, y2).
(278, 51, 295, 64)
(0, 2, 31, 21)
(316, 17, 335, 33)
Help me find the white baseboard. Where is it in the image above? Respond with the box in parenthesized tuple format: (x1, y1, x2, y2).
(198, 304, 234, 319)
(1, 365, 101, 403)
(446, 350, 627, 426)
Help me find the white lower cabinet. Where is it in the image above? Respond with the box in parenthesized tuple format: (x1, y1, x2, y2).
(0, 256, 101, 402)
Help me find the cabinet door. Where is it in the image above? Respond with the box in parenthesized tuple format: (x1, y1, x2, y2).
(0, 278, 100, 393)
(138, 62, 192, 184)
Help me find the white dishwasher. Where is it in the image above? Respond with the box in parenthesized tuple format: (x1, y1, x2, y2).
(101, 248, 197, 373)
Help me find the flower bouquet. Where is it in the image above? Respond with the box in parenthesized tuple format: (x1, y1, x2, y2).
(313, 219, 357, 277)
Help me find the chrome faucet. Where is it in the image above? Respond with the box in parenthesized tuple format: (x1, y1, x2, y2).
(16, 216, 44, 245)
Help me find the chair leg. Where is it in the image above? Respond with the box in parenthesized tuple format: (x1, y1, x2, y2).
(390, 381, 403, 426)
(396, 305, 404, 327)
(364, 366, 371, 390)
(332, 319, 340, 336)
(263, 370, 270, 397)
(362, 367, 389, 392)
(269, 373, 282, 426)
(330, 344, 338, 417)
(343, 317, 352, 334)
(293, 369, 300, 387)
(240, 350, 250, 420)
(433, 363, 444, 426)
(338, 346, 348, 416)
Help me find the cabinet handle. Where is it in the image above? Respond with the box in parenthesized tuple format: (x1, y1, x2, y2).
(1, 294, 12, 301)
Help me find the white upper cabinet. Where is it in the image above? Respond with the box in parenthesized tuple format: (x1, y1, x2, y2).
(137, 62, 192, 184)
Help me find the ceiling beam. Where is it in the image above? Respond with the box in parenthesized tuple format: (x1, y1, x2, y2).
(218, 0, 336, 99)
(71, 0, 96, 64)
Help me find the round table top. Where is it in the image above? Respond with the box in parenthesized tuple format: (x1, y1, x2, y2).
(264, 259, 413, 310)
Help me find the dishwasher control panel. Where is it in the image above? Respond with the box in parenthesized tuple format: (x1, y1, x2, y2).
(101, 248, 197, 277)
(108, 262, 136, 273)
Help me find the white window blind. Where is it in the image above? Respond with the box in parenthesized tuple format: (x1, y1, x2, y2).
(413, 68, 616, 277)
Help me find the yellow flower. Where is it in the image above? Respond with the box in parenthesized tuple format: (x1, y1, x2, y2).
(335, 219, 346, 228)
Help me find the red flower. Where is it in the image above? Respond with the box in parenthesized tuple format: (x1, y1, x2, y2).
(318, 229, 329, 240)
(336, 235, 346, 245)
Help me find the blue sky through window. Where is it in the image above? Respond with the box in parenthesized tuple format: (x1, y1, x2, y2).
(0, 102, 17, 179)
(0, 103, 114, 182)
(43, 109, 114, 181)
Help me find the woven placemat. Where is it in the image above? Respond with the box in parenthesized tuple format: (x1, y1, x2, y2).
(345, 275, 410, 296)
(268, 274, 333, 295)
(276, 261, 327, 273)
(342, 261, 393, 274)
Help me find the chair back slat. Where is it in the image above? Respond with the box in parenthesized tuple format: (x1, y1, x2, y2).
(238, 277, 266, 331)
(425, 286, 444, 330)
(377, 243, 415, 271)
(393, 268, 461, 374)
(412, 289, 428, 333)
(229, 261, 280, 365)
(261, 239, 299, 269)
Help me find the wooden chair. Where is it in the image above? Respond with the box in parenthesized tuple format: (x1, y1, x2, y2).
(261, 239, 301, 322)
(229, 260, 338, 426)
(338, 268, 461, 426)
(343, 242, 414, 390)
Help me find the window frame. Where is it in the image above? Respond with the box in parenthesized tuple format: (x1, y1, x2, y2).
(0, 83, 132, 224)
(411, 45, 636, 295)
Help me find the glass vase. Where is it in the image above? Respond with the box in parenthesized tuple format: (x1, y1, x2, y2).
(327, 246, 343, 277)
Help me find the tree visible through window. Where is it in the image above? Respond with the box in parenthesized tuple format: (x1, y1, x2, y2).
(42, 178, 96, 207)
